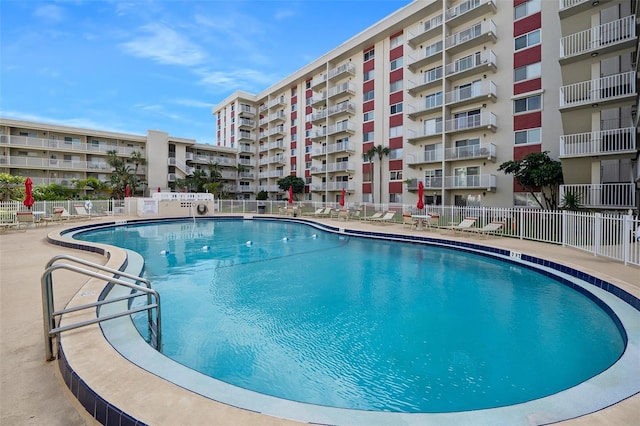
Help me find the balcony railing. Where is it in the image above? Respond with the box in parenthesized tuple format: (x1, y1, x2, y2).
(560, 127, 637, 157)
(445, 112, 497, 133)
(327, 141, 356, 154)
(444, 80, 496, 107)
(311, 74, 327, 88)
(407, 96, 443, 119)
(268, 140, 286, 150)
(445, 0, 496, 26)
(269, 110, 286, 122)
(327, 81, 356, 99)
(407, 65, 443, 94)
(445, 50, 497, 79)
(238, 118, 255, 128)
(405, 150, 443, 165)
(238, 132, 256, 141)
(0, 135, 144, 157)
(327, 121, 355, 136)
(445, 20, 497, 52)
(268, 125, 287, 136)
(559, 183, 636, 209)
(309, 182, 355, 192)
(268, 96, 286, 109)
(407, 120, 443, 142)
(407, 40, 443, 71)
(407, 14, 443, 47)
(269, 155, 286, 165)
(559, 71, 636, 109)
(307, 109, 327, 123)
(328, 62, 356, 81)
(444, 143, 496, 161)
(328, 102, 356, 117)
(238, 104, 256, 116)
(444, 174, 496, 190)
(310, 162, 355, 174)
(559, 15, 636, 61)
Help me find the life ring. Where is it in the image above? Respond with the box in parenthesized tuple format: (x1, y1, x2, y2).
(84, 200, 93, 211)
(196, 204, 208, 215)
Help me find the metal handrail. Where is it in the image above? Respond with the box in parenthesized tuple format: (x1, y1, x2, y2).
(42, 256, 161, 361)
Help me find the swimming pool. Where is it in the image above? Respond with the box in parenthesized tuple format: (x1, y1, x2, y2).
(74, 218, 629, 416)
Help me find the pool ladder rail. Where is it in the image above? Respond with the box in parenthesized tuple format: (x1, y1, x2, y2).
(41, 254, 162, 361)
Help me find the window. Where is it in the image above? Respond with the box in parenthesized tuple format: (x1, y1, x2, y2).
(455, 52, 481, 73)
(515, 128, 541, 145)
(389, 126, 403, 138)
(514, 95, 541, 113)
(305, 145, 312, 153)
(363, 111, 374, 122)
(390, 80, 403, 93)
(515, 29, 540, 51)
(390, 57, 403, 71)
(364, 90, 375, 101)
(363, 131, 374, 142)
(390, 103, 403, 115)
(364, 69, 374, 82)
(305, 80, 311, 89)
(364, 48, 375, 61)
(390, 193, 402, 203)
(424, 143, 441, 162)
(425, 91, 443, 109)
(291, 149, 296, 156)
(389, 170, 403, 181)
(389, 148, 402, 160)
(425, 40, 443, 57)
(305, 161, 312, 169)
(425, 66, 443, 83)
(424, 117, 443, 135)
(291, 118, 297, 126)
(514, 0, 540, 20)
(390, 34, 403, 48)
(291, 104, 297, 112)
(514, 62, 541, 82)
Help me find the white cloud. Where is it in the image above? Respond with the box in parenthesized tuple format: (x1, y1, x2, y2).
(120, 24, 205, 66)
(274, 8, 295, 21)
(195, 68, 275, 92)
(33, 4, 65, 24)
(172, 99, 214, 108)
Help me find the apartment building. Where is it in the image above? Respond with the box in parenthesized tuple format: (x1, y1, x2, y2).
(0, 118, 239, 196)
(213, 0, 639, 210)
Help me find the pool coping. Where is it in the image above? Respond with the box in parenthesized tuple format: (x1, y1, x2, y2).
(50, 216, 640, 426)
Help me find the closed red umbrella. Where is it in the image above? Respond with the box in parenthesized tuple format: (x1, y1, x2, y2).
(288, 186, 293, 204)
(23, 177, 34, 209)
(125, 184, 131, 198)
(417, 181, 424, 210)
(339, 188, 345, 207)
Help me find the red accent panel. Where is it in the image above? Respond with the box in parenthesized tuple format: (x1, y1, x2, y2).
(363, 80, 375, 92)
(305, 170, 311, 178)
(290, 126, 297, 134)
(231, 124, 235, 131)
(514, 13, 541, 37)
(514, 0, 528, 7)
(389, 181, 403, 194)
(390, 30, 403, 39)
(362, 183, 372, 194)
(390, 46, 403, 61)
(389, 159, 403, 169)
(389, 137, 403, 150)
(513, 45, 541, 68)
(514, 144, 541, 162)
(290, 141, 297, 149)
(290, 111, 297, 120)
(291, 95, 297, 104)
(306, 106, 312, 114)
(231, 111, 235, 117)
(290, 158, 296, 166)
(363, 142, 374, 152)
(514, 78, 541, 95)
(389, 115, 403, 128)
(306, 122, 312, 129)
(363, 121, 374, 133)
(305, 153, 311, 161)
(389, 91, 403, 105)
(514, 111, 542, 131)
(363, 100, 375, 112)
(363, 60, 375, 73)
(390, 68, 403, 83)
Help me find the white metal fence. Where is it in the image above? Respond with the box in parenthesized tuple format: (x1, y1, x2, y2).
(2, 199, 638, 267)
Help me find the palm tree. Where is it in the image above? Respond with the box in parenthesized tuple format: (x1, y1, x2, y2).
(129, 151, 147, 195)
(365, 145, 390, 206)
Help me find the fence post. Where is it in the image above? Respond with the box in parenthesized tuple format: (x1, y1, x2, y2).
(562, 210, 567, 247)
(623, 214, 631, 265)
(594, 213, 602, 257)
(519, 209, 524, 240)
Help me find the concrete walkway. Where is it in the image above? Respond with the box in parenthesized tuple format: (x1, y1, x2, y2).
(1, 216, 638, 425)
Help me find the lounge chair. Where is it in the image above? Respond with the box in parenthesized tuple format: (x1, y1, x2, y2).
(16, 211, 37, 230)
(465, 221, 505, 238)
(370, 211, 396, 224)
(402, 213, 417, 229)
(445, 217, 478, 233)
(362, 211, 383, 221)
(425, 214, 440, 230)
(0, 211, 19, 232)
(350, 209, 362, 220)
(310, 207, 324, 216)
(73, 205, 92, 218)
(336, 209, 349, 221)
(42, 207, 65, 225)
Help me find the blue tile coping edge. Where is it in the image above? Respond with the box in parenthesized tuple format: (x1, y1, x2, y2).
(51, 216, 640, 425)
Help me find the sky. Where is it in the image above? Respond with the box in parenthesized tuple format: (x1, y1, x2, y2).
(1, 0, 413, 145)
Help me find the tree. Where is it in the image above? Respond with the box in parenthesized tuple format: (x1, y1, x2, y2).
(0, 173, 25, 201)
(498, 151, 563, 210)
(128, 150, 147, 195)
(364, 145, 390, 205)
(75, 177, 111, 199)
(106, 150, 133, 199)
(277, 175, 305, 200)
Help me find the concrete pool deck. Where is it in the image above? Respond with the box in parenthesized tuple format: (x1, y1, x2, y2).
(1, 215, 639, 425)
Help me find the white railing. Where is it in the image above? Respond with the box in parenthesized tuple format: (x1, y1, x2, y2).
(406, 150, 442, 164)
(444, 143, 496, 161)
(326, 141, 355, 154)
(268, 126, 286, 136)
(269, 111, 286, 122)
(445, 20, 496, 49)
(443, 174, 496, 189)
(560, 183, 636, 209)
(239, 104, 256, 116)
(328, 62, 356, 80)
(238, 118, 255, 127)
(309, 182, 356, 191)
(0, 135, 144, 157)
(444, 80, 496, 105)
(407, 14, 443, 44)
(559, 0, 588, 11)
(327, 121, 355, 135)
(445, 50, 496, 77)
(446, 0, 493, 21)
(328, 102, 356, 116)
(560, 15, 636, 59)
(560, 127, 637, 157)
(445, 112, 496, 132)
(327, 81, 356, 98)
(560, 71, 636, 108)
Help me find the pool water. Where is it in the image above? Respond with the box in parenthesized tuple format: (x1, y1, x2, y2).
(76, 219, 625, 413)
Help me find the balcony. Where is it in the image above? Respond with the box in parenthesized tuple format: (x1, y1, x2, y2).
(258, 185, 281, 192)
(311, 74, 327, 89)
(560, 127, 637, 158)
(0, 134, 143, 156)
(238, 158, 256, 167)
(559, 183, 636, 209)
(445, 0, 497, 27)
(328, 62, 356, 81)
(309, 128, 327, 141)
(238, 131, 256, 142)
(268, 96, 286, 109)
(237, 185, 257, 193)
(268, 125, 287, 137)
(238, 117, 255, 128)
(327, 81, 356, 100)
(445, 20, 497, 54)
(407, 96, 443, 120)
(445, 112, 497, 134)
(238, 171, 255, 179)
(407, 178, 442, 190)
(444, 174, 497, 190)
(307, 109, 327, 123)
(310, 162, 355, 174)
(327, 141, 356, 154)
(266, 169, 285, 177)
(269, 110, 286, 122)
(309, 182, 356, 192)
(559, 0, 592, 18)
(327, 121, 356, 136)
(268, 140, 286, 151)
(310, 93, 328, 107)
(239, 144, 255, 154)
(445, 143, 496, 161)
(407, 65, 443, 95)
(328, 101, 356, 118)
(238, 104, 256, 117)
(259, 117, 269, 126)
(445, 50, 497, 81)
(559, 71, 636, 110)
(407, 41, 443, 71)
(559, 15, 637, 64)
(407, 13, 443, 47)
(406, 150, 443, 166)
(444, 80, 497, 108)
(406, 120, 443, 143)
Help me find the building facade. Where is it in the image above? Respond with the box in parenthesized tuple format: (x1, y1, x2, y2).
(213, 0, 639, 210)
(1, 0, 638, 210)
